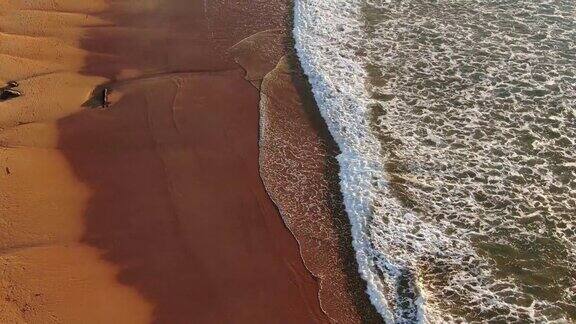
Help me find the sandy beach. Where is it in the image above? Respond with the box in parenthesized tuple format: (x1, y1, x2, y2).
(0, 0, 379, 323)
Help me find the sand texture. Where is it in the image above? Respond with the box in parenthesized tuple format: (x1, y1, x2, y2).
(0, 1, 329, 323)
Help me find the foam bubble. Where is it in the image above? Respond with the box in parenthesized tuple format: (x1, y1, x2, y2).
(294, 0, 576, 322)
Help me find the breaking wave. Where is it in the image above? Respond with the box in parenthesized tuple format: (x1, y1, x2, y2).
(294, 0, 576, 322)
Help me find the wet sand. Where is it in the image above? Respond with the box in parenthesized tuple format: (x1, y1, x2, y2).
(0, 0, 326, 323)
(231, 31, 383, 324)
(0, 0, 381, 323)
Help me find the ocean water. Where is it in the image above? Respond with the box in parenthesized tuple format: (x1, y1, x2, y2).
(294, 0, 576, 322)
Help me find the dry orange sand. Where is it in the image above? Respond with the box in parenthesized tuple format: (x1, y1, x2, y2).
(0, 0, 329, 323)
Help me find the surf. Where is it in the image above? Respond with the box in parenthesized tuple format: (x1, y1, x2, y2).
(294, 0, 576, 322)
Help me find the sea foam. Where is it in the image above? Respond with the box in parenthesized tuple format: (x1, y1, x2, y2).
(294, 1, 426, 321)
(294, 0, 575, 322)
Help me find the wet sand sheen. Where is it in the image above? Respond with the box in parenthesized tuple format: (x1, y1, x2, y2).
(230, 33, 384, 322)
(1, 0, 327, 323)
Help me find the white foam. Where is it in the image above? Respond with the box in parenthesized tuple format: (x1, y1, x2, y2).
(294, 1, 398, 321)
(294, 1, 428, 321)
(294, 0, 576, 322)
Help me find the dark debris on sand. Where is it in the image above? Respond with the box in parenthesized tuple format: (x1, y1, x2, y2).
(0, 81, 22, 101)
(83, 85, 111, 109)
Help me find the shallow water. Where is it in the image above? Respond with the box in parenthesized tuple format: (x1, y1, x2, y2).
(295, 0, 575, 322)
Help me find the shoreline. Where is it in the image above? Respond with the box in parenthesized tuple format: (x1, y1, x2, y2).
(230, 5, 383, 322)
(0, 0, 381, 322)
(1, 0, 326, 322)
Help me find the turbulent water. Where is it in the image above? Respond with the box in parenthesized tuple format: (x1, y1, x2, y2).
(294, 0, 576, 322)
